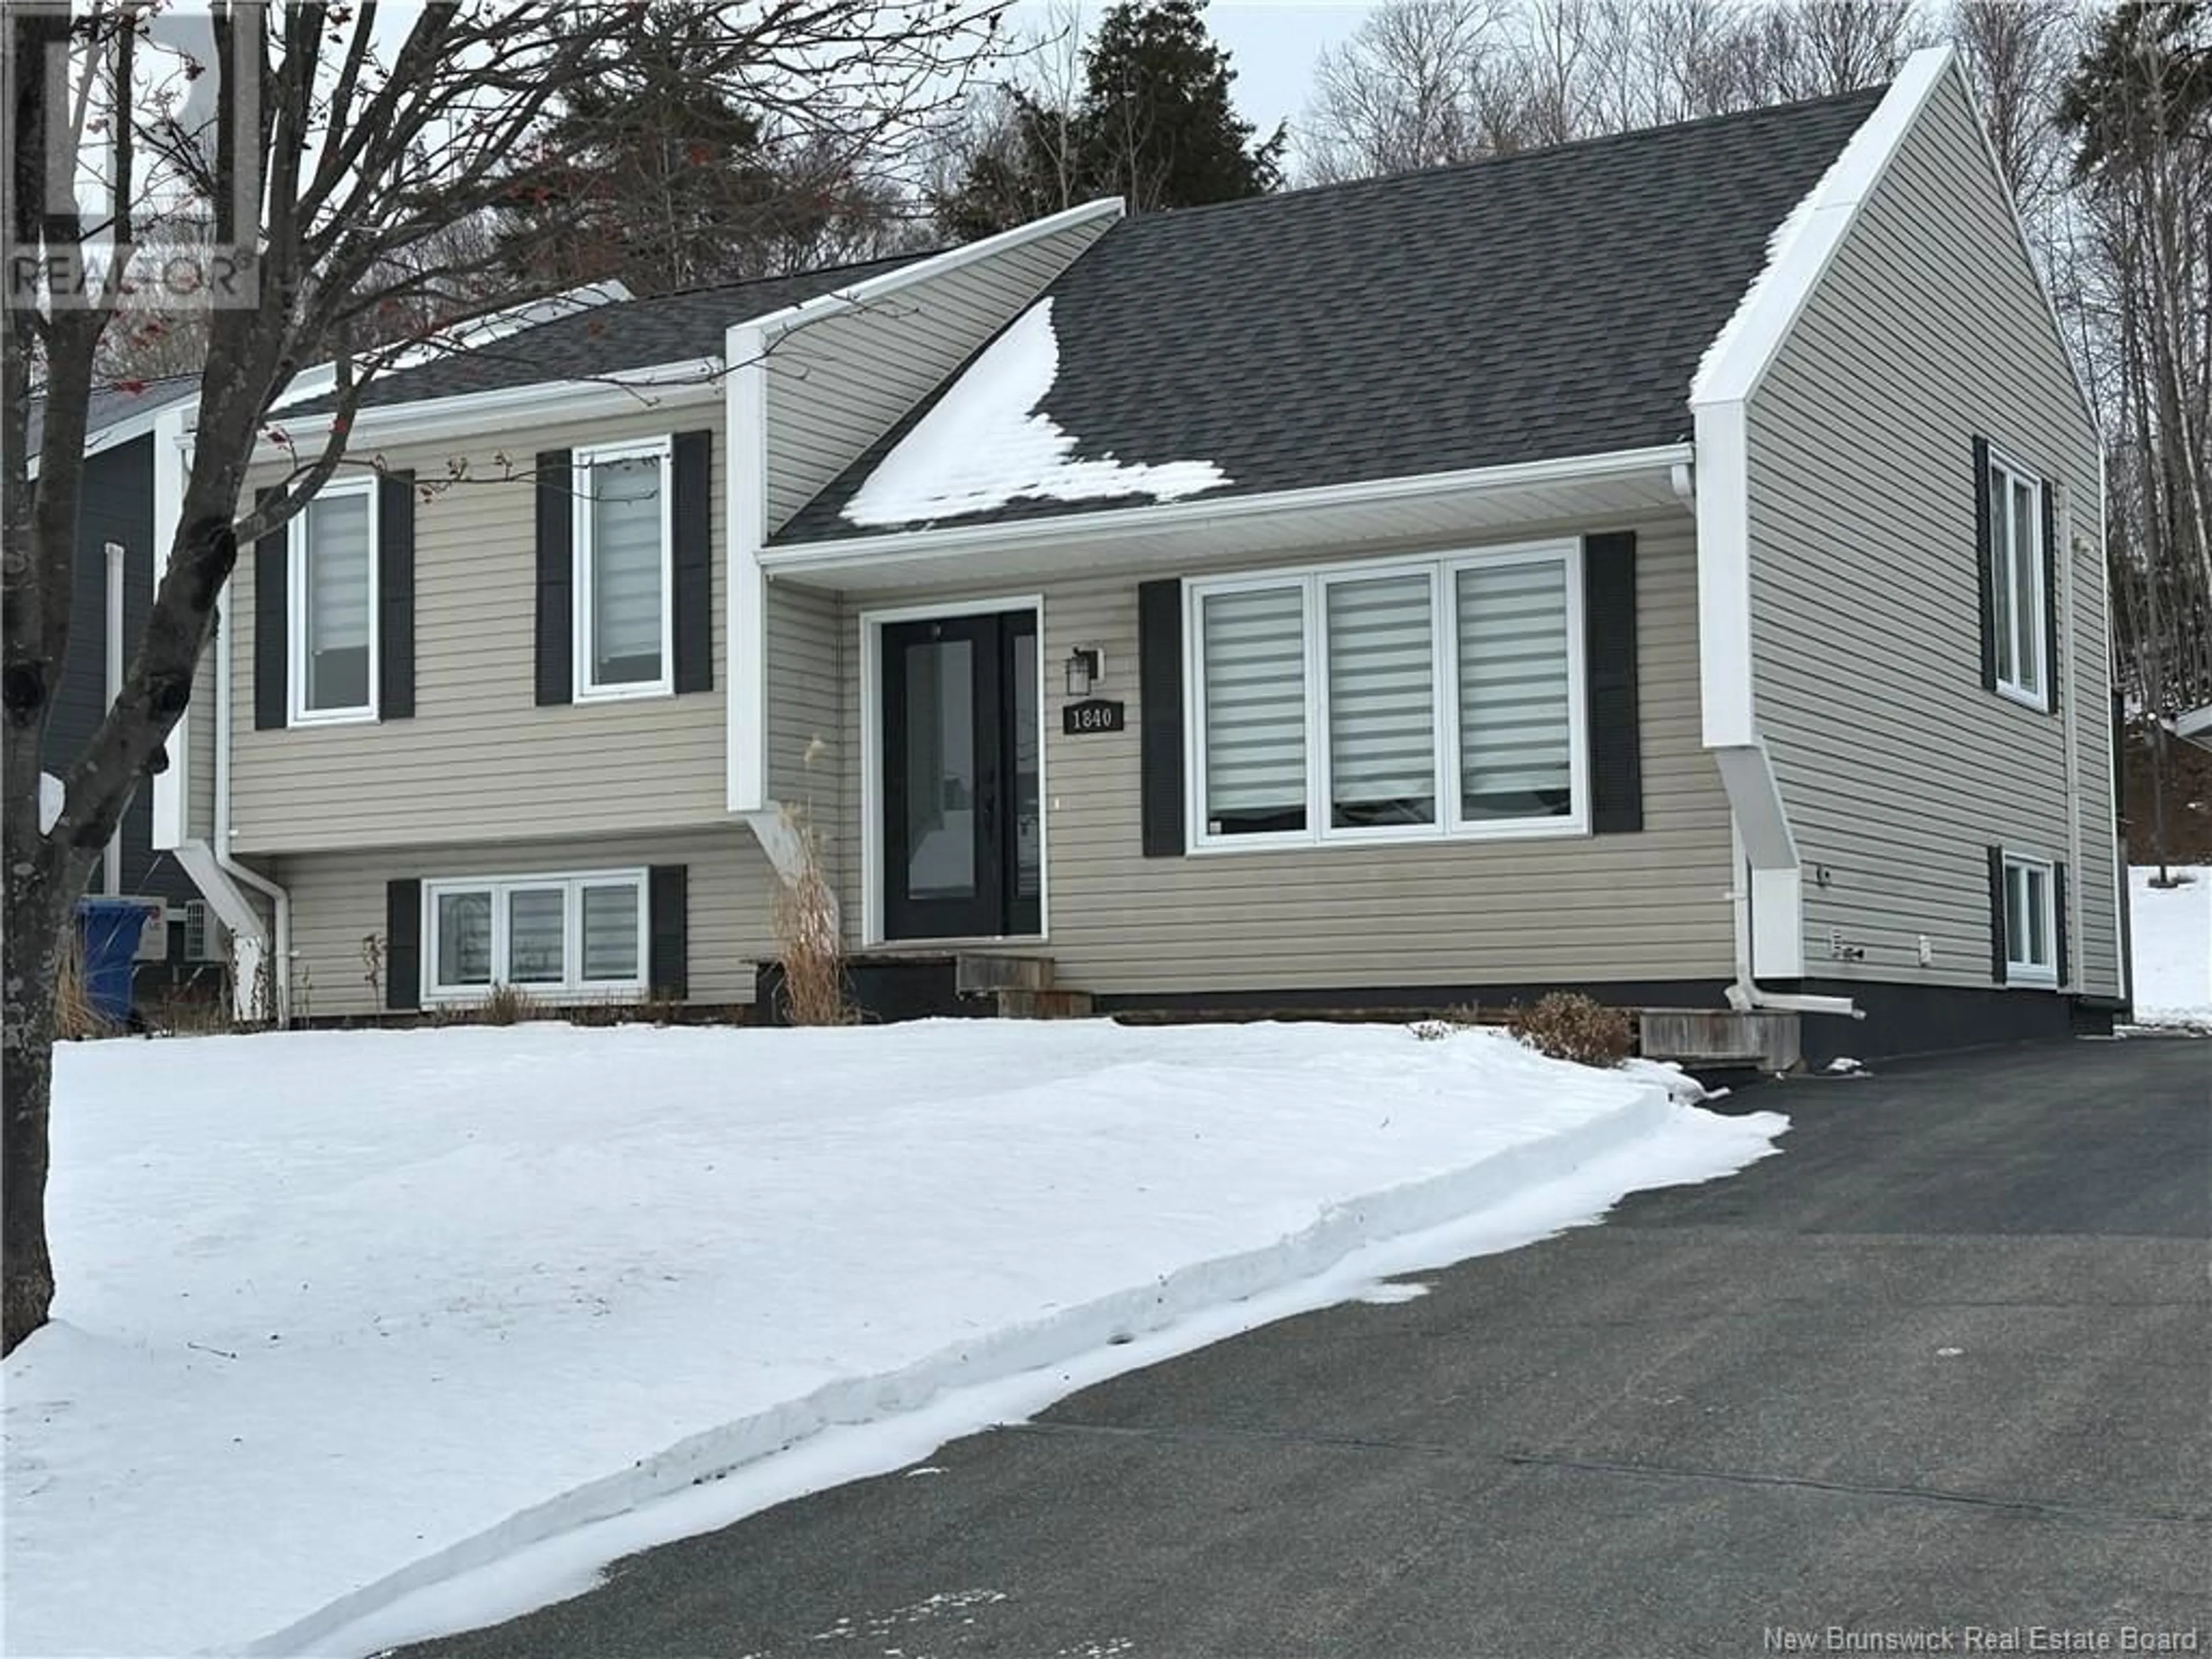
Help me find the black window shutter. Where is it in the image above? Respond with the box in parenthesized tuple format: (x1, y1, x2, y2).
(649, 865, 688, 999)
(2041, 479, 2060, 714)
(2053, 859, 2069, 988)
(1138, 578, 1184, 857)
(385, 878, 421, 1012)
(1584, 531, 1643, 834)
(253, 487, 287, 730)
(1973, 436, 1997, 691)
(535, 450, 573, 706)
(1987, 844, 2009, 984)
(378, 471, 415, 719)
(672, 430, 713, 694)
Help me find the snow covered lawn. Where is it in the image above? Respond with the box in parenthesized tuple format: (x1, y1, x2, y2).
(4, 1020, 1782, 1657)
(2130, 865, 2212, 1026)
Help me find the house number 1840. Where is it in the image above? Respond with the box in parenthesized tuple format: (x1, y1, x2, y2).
(1062, 699, 1127, 735)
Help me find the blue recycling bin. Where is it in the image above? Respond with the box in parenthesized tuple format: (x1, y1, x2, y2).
(76, 899, 152, 1028)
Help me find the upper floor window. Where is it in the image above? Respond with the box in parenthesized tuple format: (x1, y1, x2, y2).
(290, 479, 377, 722)
(1186, 544, 1586, 850)
(1986, 449, 2048, 710)
(574, 438, 672, 699)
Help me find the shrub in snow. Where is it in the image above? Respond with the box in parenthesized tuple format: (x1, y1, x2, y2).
(447, 984, 543, 1027)
(1506, 993, 1635, 1069)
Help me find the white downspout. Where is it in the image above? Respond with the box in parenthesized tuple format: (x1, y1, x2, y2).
(1677, 453, 1860, 1022)
(213, 590, 291, 1022)
(103, 540, 125, 896)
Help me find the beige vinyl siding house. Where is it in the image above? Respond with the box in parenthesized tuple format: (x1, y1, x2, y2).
(151, 55, 2122, 1061)
(1743, 68, 2119, 999)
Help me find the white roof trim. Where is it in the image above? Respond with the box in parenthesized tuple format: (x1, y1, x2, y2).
(1692, 44, 1953, 412)
(240, 209, 1125, 450)
(253, 358, 722, 457)
(2179, 705, 2212, 753)
(265, 280, 636, 416)
(759, 443, 1692, 574)
(748, 198, 1123, 346)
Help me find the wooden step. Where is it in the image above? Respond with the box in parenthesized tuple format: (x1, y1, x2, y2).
(1639, 1008, 1800, 1070)
(956, 952, 1055, 994)
(996, 987, 1094, 1020)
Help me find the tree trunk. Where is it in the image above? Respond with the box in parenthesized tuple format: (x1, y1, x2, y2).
(3, 855, 68, 1356)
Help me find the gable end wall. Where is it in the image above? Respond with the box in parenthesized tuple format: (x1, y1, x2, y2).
(1745, 70, 2119, 996)
(761, 214, 1115, 533)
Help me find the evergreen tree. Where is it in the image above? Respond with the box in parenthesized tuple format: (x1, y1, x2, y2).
(934, 0, 1284, 240)
(2056, 1, 2210, 175)
(1081, 0, 1286, 211)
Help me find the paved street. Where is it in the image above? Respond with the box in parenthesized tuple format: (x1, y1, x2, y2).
(402, 1036, 2211, 1659)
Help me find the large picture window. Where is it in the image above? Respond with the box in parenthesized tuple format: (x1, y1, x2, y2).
(1187, 545, 1586, 850)
(1986, 449, 2048, 709)
(423, 869, 649, 999)
(289, 480, 377, 722)
(574, 439, 672, 699)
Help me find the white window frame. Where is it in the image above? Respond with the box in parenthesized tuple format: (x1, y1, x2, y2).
(573, 436, 675, 702)
(2002, 851, 2059, 988)
(287, 475, 379, 726)
(1184, 541, 1589, 853)
(1987, 446, 2049, 712)
(421, 868, 650, 1002)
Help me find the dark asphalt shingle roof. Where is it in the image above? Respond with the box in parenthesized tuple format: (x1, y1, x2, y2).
(777, 88, 1884, 543)
(287, 253, 929, 415)
(26, 372, 200, 460)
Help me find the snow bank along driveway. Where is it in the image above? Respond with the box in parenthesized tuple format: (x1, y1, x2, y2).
(2130, 865, 2212, 1025)
(4, 1019, 1785, 1657)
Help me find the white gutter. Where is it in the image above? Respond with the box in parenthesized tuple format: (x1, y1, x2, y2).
(257, 359, 724, 459)
(762, 444, 1696, 576)
(1687, 44, 1953, 1019)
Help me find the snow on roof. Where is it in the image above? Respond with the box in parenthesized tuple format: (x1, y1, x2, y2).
(840, 298, 1229, 529)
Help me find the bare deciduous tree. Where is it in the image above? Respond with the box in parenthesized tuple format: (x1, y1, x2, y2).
(1301, 0, 1516, 182)
(2, 0, 1005, 1357)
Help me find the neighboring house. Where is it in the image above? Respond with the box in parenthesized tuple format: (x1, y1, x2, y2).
(27, 374, 217, 979)
(153, 46, 2124, 1060)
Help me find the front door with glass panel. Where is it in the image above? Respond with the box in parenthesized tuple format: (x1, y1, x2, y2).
(880, 609, 1040, 941)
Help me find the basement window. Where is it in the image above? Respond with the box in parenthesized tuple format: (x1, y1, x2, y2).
(423, 870, 647, 1000)
(2002, 853, 2058, 987)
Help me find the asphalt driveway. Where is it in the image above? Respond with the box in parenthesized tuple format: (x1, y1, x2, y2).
(399, 1035, 2211, 1659)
